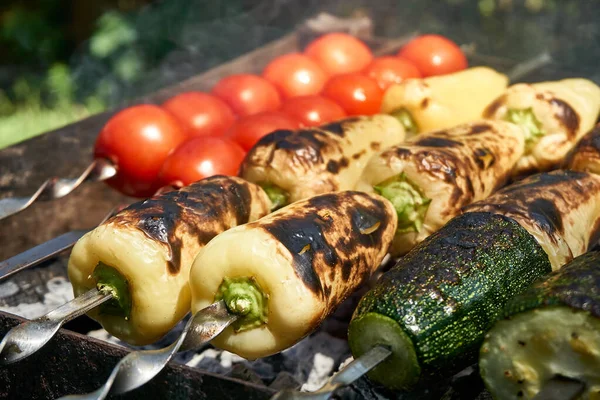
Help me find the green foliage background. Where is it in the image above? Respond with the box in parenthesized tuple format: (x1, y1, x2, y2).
(0, 0, 597, 149)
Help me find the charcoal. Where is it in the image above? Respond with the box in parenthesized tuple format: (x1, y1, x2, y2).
(269, 372, 302, 390)
(226, 363, 267, 387)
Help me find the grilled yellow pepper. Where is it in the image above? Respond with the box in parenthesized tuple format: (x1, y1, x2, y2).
(380, 67, 509, 136)
(483, 78, 600, 175)
(68, 176, 271, 345)
(355, 120, 524, 255)
(190, 191, 397, 359)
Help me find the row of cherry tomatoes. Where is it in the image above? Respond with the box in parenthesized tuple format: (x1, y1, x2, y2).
(95, 33, 467, 198)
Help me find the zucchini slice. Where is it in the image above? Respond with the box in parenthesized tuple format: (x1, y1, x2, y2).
(480, 251, 600, 399)
(348, 212, 552, 390)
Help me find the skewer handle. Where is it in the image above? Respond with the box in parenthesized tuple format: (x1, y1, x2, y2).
(0, 159, 117, 221)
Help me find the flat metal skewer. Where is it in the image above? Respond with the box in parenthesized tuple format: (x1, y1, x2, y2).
(0, 230, 88, 281)
(58, 300, 238, 400)
(0, 158, 117, 221)
(271, 345, 392, 400)
(0, 288, 112, 364)
(0, 204, 123, 282)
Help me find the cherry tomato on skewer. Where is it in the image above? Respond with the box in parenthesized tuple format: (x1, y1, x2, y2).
(211, 74, 281, 117)
(304, 33, 373, 76)
(321, 73, 383, 116)
(226, 111, 299, 151)
(397, 34, 468, 77)
(280, 95, 346, 128)
(159, 137, 246, 187)
(162, 92, 236, 137)
(263, 53, 328, 99)
(364, 56, 422, 90)
(94, 104, 188, 198)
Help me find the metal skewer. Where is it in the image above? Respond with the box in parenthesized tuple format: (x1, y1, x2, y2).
(0, 230, 88, 281)
(0, 205, 121, 282)
(0, 158, 117, 221)
(271, 346, 392, 400)
(271, 347, 586, 400)
(58, 301, 238, 400)
(0, 288, 112, 364)
(0, 184, 178, 281)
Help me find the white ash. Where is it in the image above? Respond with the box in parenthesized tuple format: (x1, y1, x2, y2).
(0, 277, 74, 319)
(88, 322, 353, 391)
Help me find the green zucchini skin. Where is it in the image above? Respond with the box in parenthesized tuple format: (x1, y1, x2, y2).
(480, 251, 600, 399)
(497, 251, 600, 318)
(348, 212, 552, 390)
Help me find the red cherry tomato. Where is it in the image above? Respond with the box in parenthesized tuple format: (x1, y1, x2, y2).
(211, 74, 281, 117)
(280, 95, 346, 127)
(226, 111, 299, 151)
(162, 92, 236, 137)
(363, 56, 422, 90)
(158, 137, 246, 187)
(94, 104, 188, 197)
(304, 33, 373, 76)
(397, 34, 468, 77)
(262, 53, 328, 99)
(321, 73, 383, 116)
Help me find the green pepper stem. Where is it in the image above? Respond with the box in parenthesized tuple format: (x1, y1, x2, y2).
(390, 108, 419, 138)
(215, 277, 268, 332)
(261, 184, 289, 211)
(505, 108, 545, 152)
(93, 262, 132, 319)
(374, 173, 431, 233)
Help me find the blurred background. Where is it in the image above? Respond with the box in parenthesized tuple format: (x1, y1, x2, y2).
(0, 0, 597, 149)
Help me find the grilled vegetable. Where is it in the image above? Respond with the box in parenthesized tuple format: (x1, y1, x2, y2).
(564, 123, 600, 175)
(189, 191, 397, 359)
(483, 78, 600, 175)
(465, 171, 600, 270)
(380, 67, 508, 136)
(480, 251, 600, 400)
(348, 170, 600, 390)
(239, 115, 405, 209)
(355, 120, 524, 255)
(68, 176, 271, 345)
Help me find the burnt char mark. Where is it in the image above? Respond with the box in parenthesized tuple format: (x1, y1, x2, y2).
(326, 158, 349, 174)
(320, 117, 360, 136)
(326, 160, 339, 174)
(528, 198, 564, 235)
(271, 130, 331, 166)
(483, 95, 507, 118)
(228, 179, 252, 225)
(550, 98, 580, 137)
(421, 98, 430, 109)
(474, 147, 496, 170)
(110, 176, 254, 275)
(590, 125, 600, 149)
(255, 129, 295, 146)
(587, 218, 600, 251)
(565, 124, 600, 168)
(498, 170, 588, 195)
(394, 147, 412, 159)
(370, 142, 381, 151)
(263, 215, 334, 294)
(469, 123, 492, 135)
(522, 252, 600, 318)
(414, 136, 463, 148)
(352, 149, 367, 160)
(576, 124, 600, 150)
(262, 192, 393, 298)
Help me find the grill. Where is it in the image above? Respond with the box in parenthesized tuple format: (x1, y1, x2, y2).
(1, 2, 599, 399)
